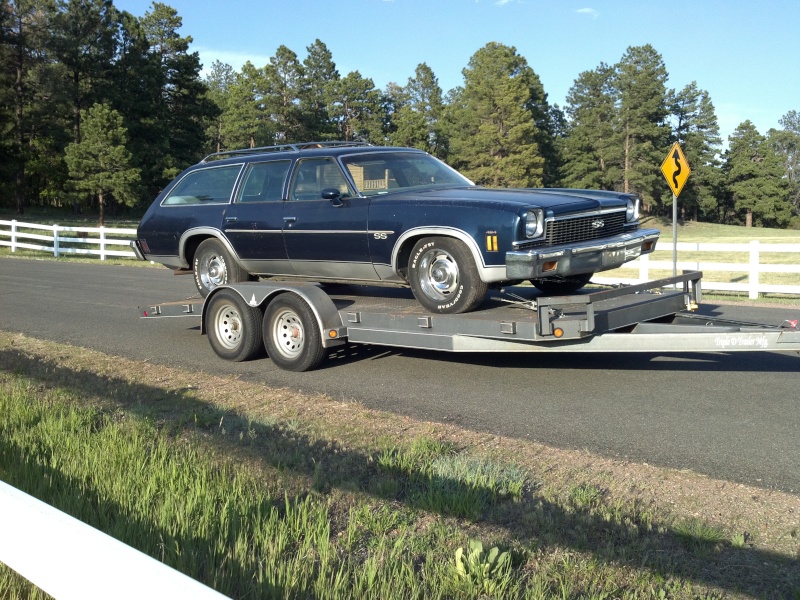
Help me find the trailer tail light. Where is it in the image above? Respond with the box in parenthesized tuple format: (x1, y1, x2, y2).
(552, 327, 564, 338)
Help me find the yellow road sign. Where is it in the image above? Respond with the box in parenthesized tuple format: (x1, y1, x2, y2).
(660, 142, 691, 197)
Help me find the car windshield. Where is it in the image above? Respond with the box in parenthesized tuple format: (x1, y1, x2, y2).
(341, 152, 473, 196)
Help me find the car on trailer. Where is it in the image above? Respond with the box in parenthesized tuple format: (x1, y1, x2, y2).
(132, 142, 660, 314)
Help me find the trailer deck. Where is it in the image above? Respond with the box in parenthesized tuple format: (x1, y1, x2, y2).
(139, 271, 800, 370)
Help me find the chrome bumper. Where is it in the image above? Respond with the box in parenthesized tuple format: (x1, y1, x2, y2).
(130, 239, 147, 261)
(505, 228, 660, 280)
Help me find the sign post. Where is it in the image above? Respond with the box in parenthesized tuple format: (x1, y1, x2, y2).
(660, 142, 691, 277)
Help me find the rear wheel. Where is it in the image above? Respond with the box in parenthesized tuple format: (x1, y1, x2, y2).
(205, 290, 263, 362)
(262, 293, 326, 372)
(408, 237, 488, 314)
(193, 238, 248, 297)
(531, 273, 593, 295)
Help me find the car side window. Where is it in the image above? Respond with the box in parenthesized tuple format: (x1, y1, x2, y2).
(162, 165, 242, 205)
(236, 160, 291, 203)
(289, 158, 354, 201)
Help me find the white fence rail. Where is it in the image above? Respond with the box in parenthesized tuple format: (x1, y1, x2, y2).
(0, 480, 229, 600)
(0, 219, 136, 260)
(1, 220, 799, 299)
(593, 241, 800, 299)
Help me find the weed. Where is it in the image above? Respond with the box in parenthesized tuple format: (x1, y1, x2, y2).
(453, 539, 512, 597)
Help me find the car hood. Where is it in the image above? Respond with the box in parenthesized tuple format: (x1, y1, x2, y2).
(384, 186, 633, 215)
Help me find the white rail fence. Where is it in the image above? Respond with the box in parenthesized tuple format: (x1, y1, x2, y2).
(593, 241, 800, 299)
(0, 480, 229, 600)
(1, 219, 799, 299)
(0, 219, 136, 260)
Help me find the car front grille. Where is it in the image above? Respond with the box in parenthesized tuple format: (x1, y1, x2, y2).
(545, 211, 628, 246)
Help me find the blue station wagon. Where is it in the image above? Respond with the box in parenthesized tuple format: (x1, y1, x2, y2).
(132, 142, 660, 314)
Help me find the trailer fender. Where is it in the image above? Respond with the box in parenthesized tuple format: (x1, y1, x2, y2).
(202, 282, 347, 348)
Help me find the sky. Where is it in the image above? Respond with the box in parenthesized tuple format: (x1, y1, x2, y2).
(112, 0, 799, 144)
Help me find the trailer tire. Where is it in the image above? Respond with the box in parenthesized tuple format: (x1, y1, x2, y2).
(408, 237, 487, 314)
(531, 273, 593, 295)
(206, 290, 263, 362)
(194, 238, 248, 297)
(263, 293, 326, 372)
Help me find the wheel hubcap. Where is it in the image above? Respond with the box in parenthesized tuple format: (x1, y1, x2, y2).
(419, 249, 459, 300)
(214, 303, 242, 350)
(201, 253, 226, 289)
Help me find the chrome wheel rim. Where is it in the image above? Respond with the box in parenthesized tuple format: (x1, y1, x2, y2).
(271, 308, 305, 359)
(213, 303, 243, 350)
(200, 252, 226, 290)
(418, 248, 459, 301)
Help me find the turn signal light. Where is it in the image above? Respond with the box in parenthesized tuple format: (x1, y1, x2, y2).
(543, 261, 558, 272)
(553, 327, 564, 338)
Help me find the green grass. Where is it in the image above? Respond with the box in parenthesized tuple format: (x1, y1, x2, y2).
(1, 334, 799, 599)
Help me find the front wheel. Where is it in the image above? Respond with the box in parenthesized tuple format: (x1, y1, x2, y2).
(205, 290, 263, 362)
(531, 273, 593, 295)
(262, 293, 326, 372)
(408, 237, 488, 314)
(193, 238, 249, 297)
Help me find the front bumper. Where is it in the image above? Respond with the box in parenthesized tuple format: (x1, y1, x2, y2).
(505, 228, 660, 280)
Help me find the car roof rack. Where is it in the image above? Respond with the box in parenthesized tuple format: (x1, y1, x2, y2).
(201, 141, 373, 163)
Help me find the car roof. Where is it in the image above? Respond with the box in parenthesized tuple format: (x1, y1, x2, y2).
(199, 142, 424, 167)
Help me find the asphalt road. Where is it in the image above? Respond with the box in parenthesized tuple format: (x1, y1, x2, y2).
(2, 257, 799, 493)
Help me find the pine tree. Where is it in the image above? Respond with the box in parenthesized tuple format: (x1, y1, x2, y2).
(388, 63, 444, 155)
(50, 0, 119, 142)
(328, 70, 383, 142)
(445, 42, 543, 187)
(141, 2, 217, 179)
(562, 63, 620, 190)
(64, 102, 140, 224)
(670, 82, 723, 221)
(724, 120, 791, 227)
(613, 45, 671, 213)
(767, 111, 800, 226)
(301, 39, 339, 140)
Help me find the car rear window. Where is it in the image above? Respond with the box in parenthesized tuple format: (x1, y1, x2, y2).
(162, 164, 242, 205)
(236, 160, 291, 203)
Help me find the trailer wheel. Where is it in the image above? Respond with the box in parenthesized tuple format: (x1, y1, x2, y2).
(206, 290, 263, 362)
(263, 293, 326, 372)
(531, 273, 593, 295)
(194, 238, 248, 297)
(408, 237, 488, 314)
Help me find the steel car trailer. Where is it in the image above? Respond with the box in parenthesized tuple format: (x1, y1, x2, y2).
(139, 271, 800, 372)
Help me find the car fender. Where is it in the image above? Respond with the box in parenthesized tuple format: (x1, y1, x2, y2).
(391, 226, 506, 283)
(179, 227, 241, 266)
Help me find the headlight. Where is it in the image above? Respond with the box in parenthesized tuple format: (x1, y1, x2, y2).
(626, 198, 640, 222)
(525, 209, 544, 239)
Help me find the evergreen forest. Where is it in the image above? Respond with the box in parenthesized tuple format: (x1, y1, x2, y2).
(2, 0, 798, 228)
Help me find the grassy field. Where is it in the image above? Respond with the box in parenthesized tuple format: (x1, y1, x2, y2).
(1, 332, 798, 599)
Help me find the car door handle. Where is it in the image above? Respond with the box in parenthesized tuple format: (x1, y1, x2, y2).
(283, 216, 297, 224)
(224, 216, 237, 223)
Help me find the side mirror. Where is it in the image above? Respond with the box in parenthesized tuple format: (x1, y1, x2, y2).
(321, 188, 343, 206)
